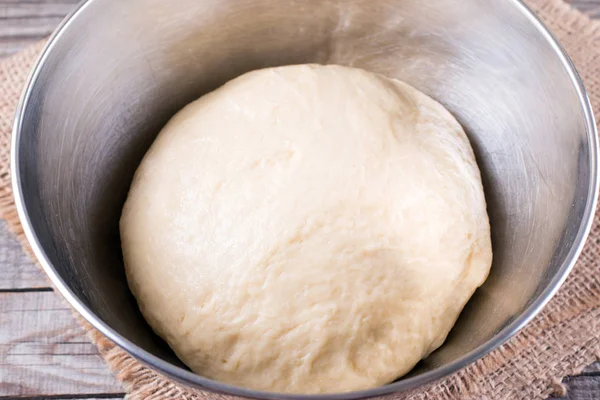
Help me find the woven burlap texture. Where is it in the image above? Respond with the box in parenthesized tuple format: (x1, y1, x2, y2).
(1, 0, 599, 399)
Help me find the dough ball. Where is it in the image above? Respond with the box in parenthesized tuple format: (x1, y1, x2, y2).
(120, 64, 492, 394)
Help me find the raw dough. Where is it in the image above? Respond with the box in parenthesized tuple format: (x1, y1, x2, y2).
(120, 64, 492, 394)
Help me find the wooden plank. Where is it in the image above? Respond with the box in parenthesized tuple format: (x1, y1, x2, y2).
(0, 1, 73, 57)
(0, 393, 124, 400)
(552, 364, 600, 399)
(0, 2, 74, 18)
(1, 396, 124, 400)
(582, 362, 600, 373)
(0, 0, 79, 4)
(1, 396, 124, 399)
(555, 376, 600, 400)
(569, 0, 600, 18)
(0, 291, 124, 397)
(0, 36, 41, 57)
(0, 15, 63, 37)
(0, 221, 49, 290)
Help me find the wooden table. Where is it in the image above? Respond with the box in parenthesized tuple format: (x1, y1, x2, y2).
(1, 1, 599, 399)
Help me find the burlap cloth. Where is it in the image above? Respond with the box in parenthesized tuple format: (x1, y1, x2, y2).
(1, 0, 600, 399)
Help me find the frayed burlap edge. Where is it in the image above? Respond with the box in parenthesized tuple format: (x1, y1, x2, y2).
(1, 0, 600, 399)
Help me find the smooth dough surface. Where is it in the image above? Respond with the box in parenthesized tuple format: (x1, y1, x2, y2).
(120, 64, 492, 394)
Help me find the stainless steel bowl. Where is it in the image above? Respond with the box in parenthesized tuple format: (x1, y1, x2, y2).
(11, 0, 598, 398)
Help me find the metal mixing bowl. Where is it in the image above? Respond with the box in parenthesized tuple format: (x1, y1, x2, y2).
(11, 0, 599, 398)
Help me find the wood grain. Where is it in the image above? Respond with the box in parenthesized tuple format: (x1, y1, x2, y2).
(0, 222, 49, 290)
(570, 0, 600, 18)
(0, 0, 78, 57)
(0, 291, 125, 398)
(556, 376, 600, 400)
(0, 1, 599, 400)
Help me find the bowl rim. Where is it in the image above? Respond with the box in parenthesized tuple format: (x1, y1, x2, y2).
(11, 0, 600, 398)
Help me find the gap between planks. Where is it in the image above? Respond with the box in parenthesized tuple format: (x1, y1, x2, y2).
(0, 290, 124, 398)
